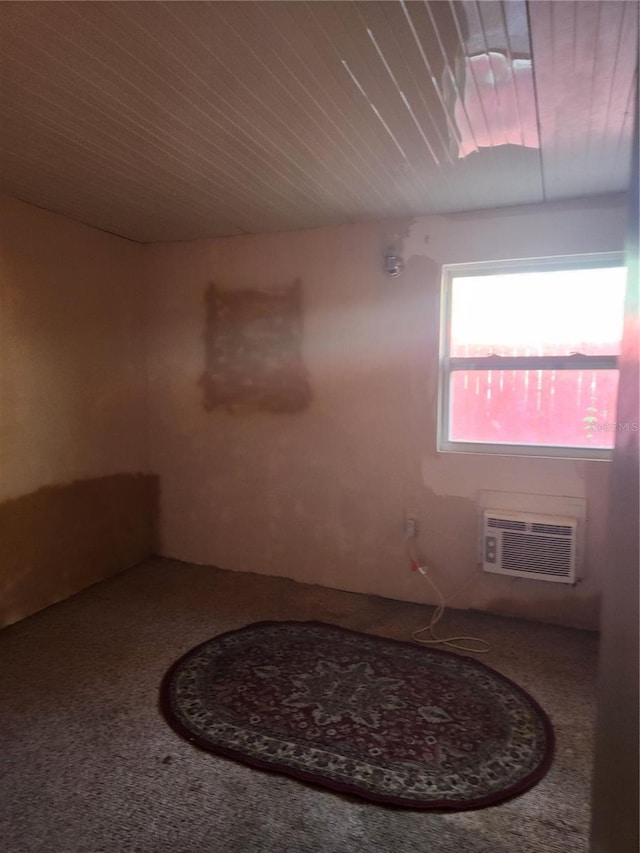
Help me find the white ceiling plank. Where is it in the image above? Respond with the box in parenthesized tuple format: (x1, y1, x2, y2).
(0, 0, 636, 242)
(529, 0, 637, 200)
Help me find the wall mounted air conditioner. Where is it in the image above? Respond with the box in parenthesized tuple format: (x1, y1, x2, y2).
(482, 510, 577, 583)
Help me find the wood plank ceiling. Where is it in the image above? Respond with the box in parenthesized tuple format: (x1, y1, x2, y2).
(0, 1, 637, 243)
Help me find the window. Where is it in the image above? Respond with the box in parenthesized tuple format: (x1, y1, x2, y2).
(438, 254, 627, 460)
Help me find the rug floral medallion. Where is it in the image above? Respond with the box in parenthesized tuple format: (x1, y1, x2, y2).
(161, 621, 554, 810)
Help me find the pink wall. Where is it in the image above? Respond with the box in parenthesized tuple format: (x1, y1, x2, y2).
(0, 195, 148, 499)
(145, 194, 627, 630)
(0, 195, 153, 627)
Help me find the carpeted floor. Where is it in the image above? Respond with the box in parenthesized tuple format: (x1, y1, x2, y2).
(0, 558, 598, 853)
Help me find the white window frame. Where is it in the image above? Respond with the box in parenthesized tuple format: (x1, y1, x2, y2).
(437, 252, 625, 461)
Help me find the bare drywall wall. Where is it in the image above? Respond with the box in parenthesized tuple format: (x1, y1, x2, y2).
(0, 474, 158, 628)
(200, 280, 311, 413)
(0, 195, 152, 626)
(145, 194, 628, 629)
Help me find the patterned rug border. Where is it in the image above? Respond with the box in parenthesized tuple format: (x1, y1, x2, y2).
(159, 620, 555, 811)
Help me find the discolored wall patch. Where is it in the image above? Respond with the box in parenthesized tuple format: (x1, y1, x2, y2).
(199, 280, 311, 413)
(0, 473, 159, 629)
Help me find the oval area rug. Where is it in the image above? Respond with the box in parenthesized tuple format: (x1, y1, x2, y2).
(160, 621, 554, 810)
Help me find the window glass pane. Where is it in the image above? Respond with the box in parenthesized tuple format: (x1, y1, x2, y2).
(450, 266, 626, 357)
(449, 369, 620, 449)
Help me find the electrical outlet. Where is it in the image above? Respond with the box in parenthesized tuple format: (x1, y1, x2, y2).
(405, 514, 417, 539)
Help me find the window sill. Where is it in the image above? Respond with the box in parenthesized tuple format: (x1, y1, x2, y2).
(437, 441, 613, 462)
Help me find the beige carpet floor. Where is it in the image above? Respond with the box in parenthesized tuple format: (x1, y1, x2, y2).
(0, 557, 598, 853)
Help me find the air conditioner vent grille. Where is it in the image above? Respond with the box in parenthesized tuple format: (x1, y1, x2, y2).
(530, 522, 573, 536)
(502, 532, 573, 577)
(487, 517, 526, 531)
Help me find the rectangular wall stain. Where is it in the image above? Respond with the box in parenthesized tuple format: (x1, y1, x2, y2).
(0, 473, 159, 629)
(200, 280, 311, 413)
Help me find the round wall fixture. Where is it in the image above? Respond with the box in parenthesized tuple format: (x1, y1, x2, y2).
(383, 252, 404, 277)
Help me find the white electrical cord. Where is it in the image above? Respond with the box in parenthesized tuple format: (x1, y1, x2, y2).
(409, 542, 490, 654)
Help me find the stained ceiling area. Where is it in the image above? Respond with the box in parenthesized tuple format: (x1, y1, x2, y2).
(0, 1, 638, 243)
